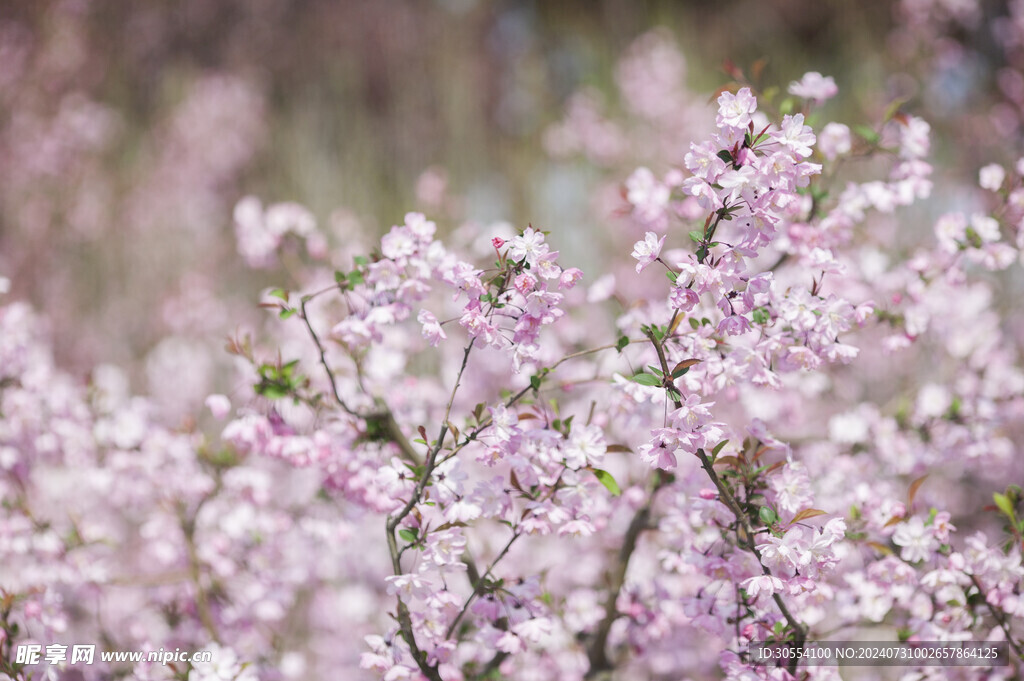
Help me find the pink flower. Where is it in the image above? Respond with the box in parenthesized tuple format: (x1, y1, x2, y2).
(626, 167, 670, 226)
(559, 267, 583, 289)
(669, 286, 700, 312)
(384, 573, 433, 600)
(638, 428, 682, 470)
(819, 122, 851, 160)
(417, 309, 447, 347)
(514, 272, 538, 295)
(757, 527, 811, 571)
(716, 87, 757, 129)
(205, 394, 231, 420)
(773, 114, 816, 158)
(631, 232, 666, 273)
(788, 71, 838, 104)
(741, 575, 784, 602)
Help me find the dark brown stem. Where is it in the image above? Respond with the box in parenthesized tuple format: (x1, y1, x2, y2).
(585, 482, 662, 678)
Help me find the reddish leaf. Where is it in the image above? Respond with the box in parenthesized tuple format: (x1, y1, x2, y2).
(908, 475, 927, 507)
(751, 57, 768, 82)
(671, 358, 702, 376)
(722, 58, 744, 81)
(790, 508, 828, 524)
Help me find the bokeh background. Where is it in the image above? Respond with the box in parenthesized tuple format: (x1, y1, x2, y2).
(1, 0, 1021, 419)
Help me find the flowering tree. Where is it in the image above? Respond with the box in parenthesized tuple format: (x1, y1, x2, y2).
(2, 17, 1024, 681)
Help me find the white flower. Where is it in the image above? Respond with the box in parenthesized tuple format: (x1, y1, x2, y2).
(979, 164, 1005, 192)
(892, 517, 938, 563)
(507, 227, 548, 265)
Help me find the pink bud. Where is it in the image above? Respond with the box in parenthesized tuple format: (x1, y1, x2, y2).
(205, 394, 232, 420)
(698, 488, 718, 500)
(735, 147, 756, 166)
(492, 237, 506, 250)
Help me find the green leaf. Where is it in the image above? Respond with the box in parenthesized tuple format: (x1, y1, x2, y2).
(712, 439, 729, 456)
(689, 318, 700, 330)
(759, 506, 778, 525)
(398, 528, 418, 543)
(752, 307, 770, 325)
(348, 270, 365, 286)
(689, 230, 705, 243)
(592, 468, 621, 496)
(353, 255, 368, 266)
(883, 96, 910, 122)
(631, 373, 661, 387)
(530, 374, 542, 390)
(269, 288, 287, 300)
(279, 308, 296, 320)
(615, 335, 630, 352)
(854, 124, 880, 144)
(994, 492, 1016, 521)
(665, 270, 678, 283)
(254, 383, 288, 400)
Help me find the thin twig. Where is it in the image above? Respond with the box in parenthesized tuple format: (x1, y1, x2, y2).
(970, 575, 1024, 661)
(383, 339, 477, 681)
(446, 530, 521, 639)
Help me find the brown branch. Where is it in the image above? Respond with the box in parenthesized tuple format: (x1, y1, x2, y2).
(644, 326, 807, 676)
(446, 530, 521, 639)
(585, 481, 660, 678)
